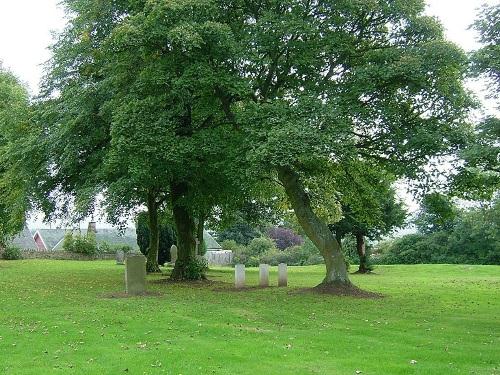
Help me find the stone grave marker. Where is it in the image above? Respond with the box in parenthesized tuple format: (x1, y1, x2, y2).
(278, 263, 288, 287)
(116, 250, 125, 265)
(170, 244, 178, 264)
(125, 253, 146, 295)
(235, 264, 245, 288)
(259, 264, 270, 287)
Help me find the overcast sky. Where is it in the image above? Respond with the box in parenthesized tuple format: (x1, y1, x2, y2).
(0, 0, 497, 94)
(0, 0, 497, 228)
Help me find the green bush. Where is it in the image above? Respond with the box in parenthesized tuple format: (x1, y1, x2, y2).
(232, 247, 260, 267)
(221, 239, 240, 251)
(247, 237, 276, 256)
(178, 256, 208, 280)
(2, 245, 22, 260)
(63, 232, 99, 256)
(233, 238, 325, 267)
(99, 241, 111, 253)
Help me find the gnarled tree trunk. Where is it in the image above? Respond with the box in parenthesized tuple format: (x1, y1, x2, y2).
(355, 232, 369, 273)
(170, 182, 202, 280)
(146, 191, 161, 273)
(277, 166, 351, 286)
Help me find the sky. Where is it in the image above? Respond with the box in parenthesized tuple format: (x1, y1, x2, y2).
(0, 0, 497, 228)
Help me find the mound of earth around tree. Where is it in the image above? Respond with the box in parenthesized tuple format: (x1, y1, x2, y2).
(303, 283, 384, 298)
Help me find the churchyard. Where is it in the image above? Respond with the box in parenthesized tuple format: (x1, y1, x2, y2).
(0, 260, 498, 374)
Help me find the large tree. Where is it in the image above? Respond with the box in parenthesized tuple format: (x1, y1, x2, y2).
(39, 0, 250, 278)
(217, 0, 473, 288)
(0, 65, 35, 245)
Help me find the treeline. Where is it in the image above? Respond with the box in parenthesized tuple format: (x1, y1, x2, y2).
(375, 197, 500, 265)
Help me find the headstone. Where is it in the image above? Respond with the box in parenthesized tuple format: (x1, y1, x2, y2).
(259, 264, 270, 287)
(116, 250, 125, 265)
(278, 263, 288, 287)
(125, 254, 146, 295)
(235, 264, 245, 288)
(170, 245, 178, 264)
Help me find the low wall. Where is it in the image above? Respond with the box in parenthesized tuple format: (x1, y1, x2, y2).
(19, 250, 116, 261)
(204, 250, 233, 266)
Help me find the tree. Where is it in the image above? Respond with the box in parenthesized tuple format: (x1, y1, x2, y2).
(471, 4, 500, 99)
(0, 64, 33, 245)
(39, 0, 249, 278)
(217, 1, 473, 288)
(329, 164, 406, 273)
(451, 5, 500, 200)
(414, 192, 457, 234)
(136, 211, 176, 266)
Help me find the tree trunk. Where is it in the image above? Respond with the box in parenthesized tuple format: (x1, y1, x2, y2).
(170, 182, 202, 280)
(196, 214, 205, 255)
(146, 191, 161, 273)
(355, 232, 369, 273)
(277, 166, 351, 286)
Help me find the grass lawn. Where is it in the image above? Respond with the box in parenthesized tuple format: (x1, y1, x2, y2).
(0, 260, 498, 374)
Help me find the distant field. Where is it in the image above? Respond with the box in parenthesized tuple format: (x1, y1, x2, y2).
(0, 260, 498, 374)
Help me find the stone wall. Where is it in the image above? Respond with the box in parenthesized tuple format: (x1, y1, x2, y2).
(19, 250, 116, 261)
(204, 250, 233, 266)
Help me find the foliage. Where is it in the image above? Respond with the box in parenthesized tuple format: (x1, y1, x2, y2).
(414, 193, 458, 234)
(1, 245, 22, 260)
(471, 4, 500, 98)
(232, 237, 277, 267)
(329, 166, 406, 241)
(136, 211, 176, 266)
(217, 220, 261, 246)
(452, 116, 500, 200)
(62, 232, 99, 256)
(220, 239, 241, 251)
(0, 65, 34, 245)
(247, 237, 277, 257)
(173, 257, 209, 281)
(266, 227, 304, 250)
(376, 200, 500, 265)
(233, 237, 323, 267)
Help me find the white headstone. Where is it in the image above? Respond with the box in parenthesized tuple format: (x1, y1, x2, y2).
(259, 264, 270, 287)
(278, 263, 288, 287)
(125, 254, 147, 295)
(170, 244, 178, 264)
(235, 264, 245, 288)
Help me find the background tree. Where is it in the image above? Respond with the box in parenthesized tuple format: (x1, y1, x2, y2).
(329, 164, 406, 273)
(414, 192, 458, 234)
(471, 4, 500, 99)
(0, 64, 34, 246)
(451, 4, 500, 200)
(136, 211, 176, 266)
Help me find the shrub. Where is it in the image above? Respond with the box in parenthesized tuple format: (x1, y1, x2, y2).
(247, 237, 276, 256)
(177, 256, 208, 280)
(267, 227, 304, 250)
(221, 239, 240, 251)
(99, 241, 111, 253)
(2, 245, 22, 260)
(232, 247, 260, 267)
(63, 232, 99, 256)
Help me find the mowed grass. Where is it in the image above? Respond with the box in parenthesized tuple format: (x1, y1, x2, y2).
(0, 260, 498, 375)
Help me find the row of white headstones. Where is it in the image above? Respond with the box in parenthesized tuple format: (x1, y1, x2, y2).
(121, 254, 289, 295)
(234, 263, 288, 288)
